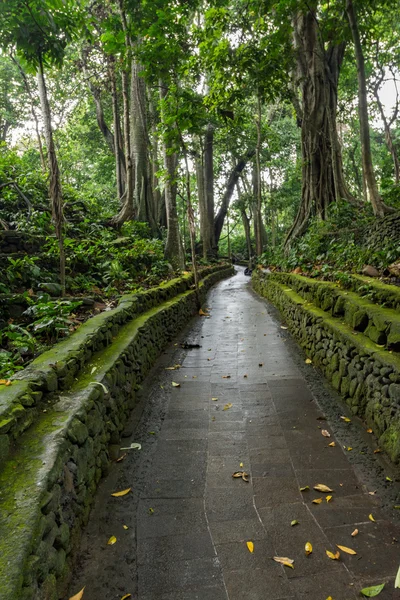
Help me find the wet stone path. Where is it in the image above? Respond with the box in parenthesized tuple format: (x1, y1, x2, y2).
(70, 268, 400, 600)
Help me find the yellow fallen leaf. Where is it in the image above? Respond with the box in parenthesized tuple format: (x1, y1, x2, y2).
(232, 471, 249, 482)
(369, 513, 376, 522)
(69, 588, 85, 600)
(312, 498, 323, 504)
(247, 541, 254, 553)
(326, 597, 333, 600)
(368, 491, 377, 495)
(111, 488, 131, 497)
(340, 416, 351, 422)
(336, 544, 357, 555)
(374, 448, 381, 453)
(148, 507, 154, 514)
(305, 358, 312, 364)
(347, 447, 353, 451)
(199, 309, 209, 316)
(273, 556, 294, 568)
(326, 495, 333, 503)
(212, 397, 218, 401)
(116, 453, 127, 462)
(121, 595, 132, 600)
(305, 542, 312, 555)
(171, 382, 181, 387)
(328, 442, 336, 447)
(367, 428, 373, 433)
(107, 536, 117, 545)
(291, 520, 299, 526)
(240, 462, 244, 467)
(223, 403, 233, 410)
(0, 379, 12, 385)
(321, 430, 331, 437)
(351, 529, 359, 537)
(314, 484, 333, 493)
(123, 525, 128, 530)
(300, 486, 310, 492)
(326, 550, 340, 560)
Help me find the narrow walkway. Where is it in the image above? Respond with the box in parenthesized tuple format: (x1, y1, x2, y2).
(70, 268, 400, 600)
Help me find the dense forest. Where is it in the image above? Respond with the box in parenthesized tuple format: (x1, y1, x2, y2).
(0, 0, 400, 377)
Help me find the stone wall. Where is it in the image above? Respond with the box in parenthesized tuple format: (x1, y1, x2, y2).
(0, 264, 234, 600)
(252, 270, 400, 464)
(0, 231, 45, 254)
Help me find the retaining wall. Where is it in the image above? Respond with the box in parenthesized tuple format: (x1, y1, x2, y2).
(252, 270, 400, 463)
(0, 263, 234, 600)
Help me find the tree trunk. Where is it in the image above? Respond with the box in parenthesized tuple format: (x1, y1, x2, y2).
(112, 68, 134, 225)
(204, 124, 216, 255)
(181, 138, 199, 303)
(214, 148, 255, 245)
(37, 61, 65, 295)
(159, 81, 184, 270)
(237, 182, 253, 265)
(373, 86, 400, 184)
(255, 97, 264, 255)
(285, 5, 356, 248)
(131, 61, 157, 234)
(109, 59, 125, 201)
(195, 144, 209, 259)
(346, 0, 394, 215)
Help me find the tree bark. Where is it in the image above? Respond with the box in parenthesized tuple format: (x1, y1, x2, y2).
(346, 0, 394, 215)
(37, 60, 65, 295)
(285, 4, 356, 248)
(159, 81, 184, 270)
(255, 97, 264, 255)
(237, 181, 253, 265)
(204, 124, 216, 255)
(214, 148, 255, 245)
(195, 143, 209, 259)
(109, 58, 124, 200)
(373, 83, 400, 184)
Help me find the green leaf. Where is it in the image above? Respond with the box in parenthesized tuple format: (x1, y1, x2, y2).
(360, 583, 385, 597)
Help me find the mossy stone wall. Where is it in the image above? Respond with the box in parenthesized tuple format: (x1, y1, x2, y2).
(0, 265, 234, 600)
(252, 270, 400, 464)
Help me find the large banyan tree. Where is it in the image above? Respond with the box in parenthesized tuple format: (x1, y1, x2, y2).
(285, 0, 355, 247)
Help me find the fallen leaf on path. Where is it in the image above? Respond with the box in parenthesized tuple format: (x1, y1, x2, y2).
(247, 541, 254, 553)
(240, 462, 244, 467)
(336, 544, 357, 555)
(360, 583, 385, 597)
(395, 564, 400, 588)
(111, 488, 131, 497)
(273, 556, 294, 568)
(369, 514, 376, 522)
(305, 358, 312, 364)
(394, 505, 400, 509)
(121, 595, 132, 600)
(312, 498, 323, 504)
(120, 443, 141, 451)
(374, 448, 381, 453)
(291, 520, 299, 526)
(351, 529, 359, 537)
(347, 447, 353, 451)
(148, 507, 154, 514)
(107, 536, 117, 545)
(305, 542, 312, 555)
(123, 525, 128, 530)
(0, 379, 12, 386)
(314, 484, 333, 493)
(199, 309, 209, 316)
(328, 442, 336, 447)
(386, 476, 393, 482)
(222, 375, 231, 379)
(69, 588, 85, 600)
(326, 550, 340, 560)
(171, 382, 181, 387)
(321, 430, 331, 437)
(367, 428, 373, 433)
(212, 397, 218, 401)
(116, 453, 127, 462)
(300, 486, 310, 492)
(281, 326, 288, 330)
(259, 363, 263, 367)
(165, 365, 181, 370)
(326, 597, 333, 600)
(223, 403, 233, 410)
(326, 495, 333, 503)
(244, 374, 248, 378)
(232, 471, 250, 482)
(340, 416, 351, 422)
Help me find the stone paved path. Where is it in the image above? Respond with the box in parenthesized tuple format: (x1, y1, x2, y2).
(70, 268, 400, 600)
